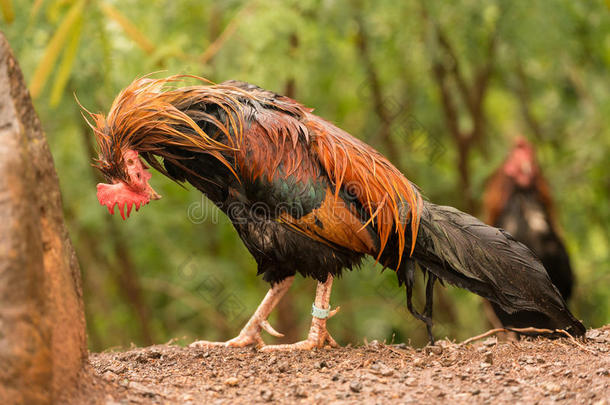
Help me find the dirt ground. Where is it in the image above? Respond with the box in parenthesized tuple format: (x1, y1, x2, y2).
(71, 326, 609, 404)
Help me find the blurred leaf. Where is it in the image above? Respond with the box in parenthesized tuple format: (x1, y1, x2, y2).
(50, 13, 82, 106)
(29, 0, 86, 99)
(47, 0, 73, 23)
(200, 1, 257, 64)
(0, 0, 14, 23)
(46, 0, 74, 23)
(99, 3, 155, 55)
(29, 0, 46, 21)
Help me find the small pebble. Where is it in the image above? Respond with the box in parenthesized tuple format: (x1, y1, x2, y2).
(128, 381, 156, 397)
(261, 390, 273, 402)
(134, 352, 148, 363)
(106, 362, 127, 374)
(413, 358, 425, 367)
(224, 377, 239, 386)
(556, 392, 567, 400)
(544, 382, 561, 394)
(404, 377, 416, 386)
(315, 360, 329, 369)
(102, 371, 117, 382)
(381, 367, 394, 377)
(294, 386, 308, 398)
(426, 345, 443, 355)
(370, 361, 394, 376)
(349, 380, 363, 393)
(523, 365, 537, 373)
(195, 351, 210, 359)
(587, 330, 601, 339)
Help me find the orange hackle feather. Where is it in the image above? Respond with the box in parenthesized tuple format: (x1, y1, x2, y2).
(89, 75, 422, 265)
(88, 76, 245, 182)
(307, 119, 422, 263)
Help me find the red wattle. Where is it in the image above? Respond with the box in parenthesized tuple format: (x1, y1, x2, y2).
(96, 181, 150, 219)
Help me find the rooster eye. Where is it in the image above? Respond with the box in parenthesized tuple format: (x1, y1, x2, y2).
(127, 159, 134, 165)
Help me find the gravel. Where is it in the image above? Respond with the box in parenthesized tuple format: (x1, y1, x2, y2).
(66, 325, 610, 404)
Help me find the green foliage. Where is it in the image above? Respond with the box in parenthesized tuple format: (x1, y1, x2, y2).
(3, 0, 609, 350)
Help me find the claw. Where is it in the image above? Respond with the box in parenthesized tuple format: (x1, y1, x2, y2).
(190, 331, 265, 349)
(329, 306, 341, 318)
(326, 333, 339, 348)
(260, 320, 284, 338)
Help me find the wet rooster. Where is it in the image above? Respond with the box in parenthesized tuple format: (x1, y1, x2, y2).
(89, 77, 584, 350)
(483, 137, 575, 329)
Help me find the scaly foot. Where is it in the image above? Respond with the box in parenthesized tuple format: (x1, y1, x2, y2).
(190, 277, 294, 349)
(190, 318, 283, 348)
(261, 307, 340, 351)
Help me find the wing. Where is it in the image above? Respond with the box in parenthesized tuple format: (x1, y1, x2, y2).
(277, 187, 379, 255)
(232, 89, 422, 262)
(235, 113, 378, 255)
(305, 114, 422, 263)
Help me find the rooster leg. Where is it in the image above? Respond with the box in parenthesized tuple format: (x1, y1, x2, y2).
(190, 276, 294, 348)
(261, 274, 339, 351)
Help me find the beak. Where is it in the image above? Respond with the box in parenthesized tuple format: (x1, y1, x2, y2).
(149, 185, 162, 200)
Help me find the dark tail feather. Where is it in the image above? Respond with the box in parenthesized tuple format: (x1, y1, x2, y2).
(402, 260, 437, 344)
(406, 201, 585, 337)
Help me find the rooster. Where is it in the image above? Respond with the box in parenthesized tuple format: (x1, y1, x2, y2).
(88, 76, 584, 350)
(483, 137, 575, 329)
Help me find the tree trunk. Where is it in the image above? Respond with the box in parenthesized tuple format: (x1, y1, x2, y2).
(0, 32, 87, 404)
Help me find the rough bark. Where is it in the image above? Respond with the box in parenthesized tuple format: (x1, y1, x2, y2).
(0, 32, 87, 404)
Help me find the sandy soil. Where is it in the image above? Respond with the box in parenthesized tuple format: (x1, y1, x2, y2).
(71, 326, 609, 404)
